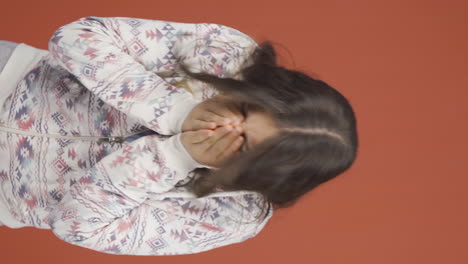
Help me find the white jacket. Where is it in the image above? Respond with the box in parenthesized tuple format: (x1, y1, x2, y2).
(0, 16, 273, 255)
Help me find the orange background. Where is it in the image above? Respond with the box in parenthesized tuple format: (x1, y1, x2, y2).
(1, 0, 467, 263)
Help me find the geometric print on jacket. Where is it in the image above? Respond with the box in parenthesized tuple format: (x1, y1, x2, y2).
(0, 16, 273, 255)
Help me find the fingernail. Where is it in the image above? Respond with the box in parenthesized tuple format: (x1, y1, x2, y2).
(223, 118, 231, 124)
(235, 126, 242, 132)
(232, 118, 240, 125)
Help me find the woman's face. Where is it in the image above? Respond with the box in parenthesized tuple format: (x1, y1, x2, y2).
(235, 105, 280, 153)
(212, 94, 280, 153)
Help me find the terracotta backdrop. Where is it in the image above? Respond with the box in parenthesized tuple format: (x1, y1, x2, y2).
(0, 0, 466, 263)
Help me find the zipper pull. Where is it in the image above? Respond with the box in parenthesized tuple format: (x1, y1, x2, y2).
(100, 136, 124, 143)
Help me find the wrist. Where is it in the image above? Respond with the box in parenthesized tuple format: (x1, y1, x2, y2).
(167, 94, 200, 134)
(162, 133, 205, 174)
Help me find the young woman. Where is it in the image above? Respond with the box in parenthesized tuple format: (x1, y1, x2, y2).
(0, 16, 358, 255)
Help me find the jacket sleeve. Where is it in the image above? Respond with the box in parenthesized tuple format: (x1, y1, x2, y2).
(48, 134, 272, 255)
(47, 16, 258, 135)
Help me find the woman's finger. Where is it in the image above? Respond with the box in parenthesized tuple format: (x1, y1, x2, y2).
(204, 100, 244, 124)
(217, 134, 244, 162)
(206, 106, 244, 125)
(206, 127, 241, 154)
(189, 129, 214, 144)
(201, 111, 232, 126)
(189, 119, 217, 131)
(220, 101, 246, 124)
(202, 125, 234, 151)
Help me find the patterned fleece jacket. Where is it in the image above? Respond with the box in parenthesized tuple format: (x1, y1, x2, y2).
(0, 16, 273, 255)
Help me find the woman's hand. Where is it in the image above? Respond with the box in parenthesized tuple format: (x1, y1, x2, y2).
(181, 95, 244, 132)
(180, 124, 244, 168)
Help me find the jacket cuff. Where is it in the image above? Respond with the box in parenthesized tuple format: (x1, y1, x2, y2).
(166, 94, 200, 135)
(159, 133, 205, 175)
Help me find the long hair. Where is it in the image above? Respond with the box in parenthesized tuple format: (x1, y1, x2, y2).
(174, 40, 359, 224)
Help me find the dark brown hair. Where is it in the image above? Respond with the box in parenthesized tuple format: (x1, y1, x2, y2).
(175, 40, 359, 224)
